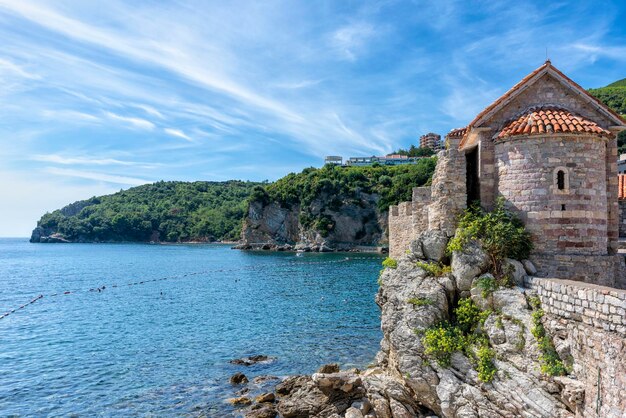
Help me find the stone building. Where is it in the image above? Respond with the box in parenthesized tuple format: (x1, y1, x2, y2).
(390, 60, 626, 288)
(419, 132, 442, 151)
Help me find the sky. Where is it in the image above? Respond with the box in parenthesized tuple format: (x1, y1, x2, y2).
(1, 0, 625, 237)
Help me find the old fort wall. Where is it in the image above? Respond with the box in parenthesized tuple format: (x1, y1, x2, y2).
(525, 277, 626, 417)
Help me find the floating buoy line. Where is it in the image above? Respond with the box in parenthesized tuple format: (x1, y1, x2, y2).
(0, 255, 379, 321)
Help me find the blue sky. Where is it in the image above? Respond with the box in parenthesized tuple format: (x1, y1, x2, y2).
(1, 0, 625, 236)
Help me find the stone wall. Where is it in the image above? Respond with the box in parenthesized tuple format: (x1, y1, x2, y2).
(530, 254, 626, 289)
(495, 134, 609, 255)
(388, 202, 414, 259)
(428, 136, 467, 236)
(525, 277, 626, 417)
(619, 199, 626, 237)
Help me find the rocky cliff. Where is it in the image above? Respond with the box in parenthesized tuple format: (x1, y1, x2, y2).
(237, 161, 437, 252)
(231, 229, 625, 417)
(238, 191, 387, 252)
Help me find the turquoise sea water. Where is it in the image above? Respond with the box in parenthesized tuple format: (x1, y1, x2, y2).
(0, 238, 383, 417)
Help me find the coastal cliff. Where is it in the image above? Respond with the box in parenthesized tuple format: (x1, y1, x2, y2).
(232, 231, 626, 418)
(237, 161, 436, 252)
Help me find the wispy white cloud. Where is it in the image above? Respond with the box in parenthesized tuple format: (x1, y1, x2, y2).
(0, 57, 39, 79)
(105, 111, 155, 130)
(31, 154, 158, 168)
(45, 167, 150, 186)
(330, 22, 377, 61)
(164, 128, 192, 141)
(42, 110, 100, 123)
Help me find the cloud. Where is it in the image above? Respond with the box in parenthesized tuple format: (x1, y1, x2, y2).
(31, 154, 157, 167)
(0, 57, 39, 79)
(164, 128, 192, 141)
(45, 167, 150, 186)
(41, 110, 100, 123)
(570, 43, 626, 63)
(330, 22, 377, 61)
(105, 111, 155, 130)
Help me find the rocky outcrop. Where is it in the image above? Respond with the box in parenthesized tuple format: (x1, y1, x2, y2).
(239, 192, 387, 252)
(238, 233, 595, 418)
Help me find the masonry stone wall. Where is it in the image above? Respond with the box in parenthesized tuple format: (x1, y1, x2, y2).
(530, 254, 626, 289)
(428, 136, 467, 236)
(525, 277, 626, 417)
(495, 134, 608, 255)
(388, 202, 414, 259)
(620, 199, 626, 237)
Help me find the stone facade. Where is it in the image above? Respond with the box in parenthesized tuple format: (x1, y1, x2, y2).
(525, 277, 626, 417)
(620, 199, 626, 237)
(495, 135, 608, 255)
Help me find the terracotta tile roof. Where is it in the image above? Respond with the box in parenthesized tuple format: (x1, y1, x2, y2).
(497, 107, 613, 139)
(447, 127, 467, 138)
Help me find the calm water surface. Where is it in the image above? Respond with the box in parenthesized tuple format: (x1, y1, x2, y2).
(0, 238, 383, 416)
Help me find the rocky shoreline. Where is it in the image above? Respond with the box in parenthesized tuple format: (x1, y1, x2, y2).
(227, 230, 589, 418)
(231, 242, 387, 254)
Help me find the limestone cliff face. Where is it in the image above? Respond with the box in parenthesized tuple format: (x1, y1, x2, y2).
(239, 192, 387, 251)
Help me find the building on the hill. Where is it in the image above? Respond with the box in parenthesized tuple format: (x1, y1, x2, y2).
(419, 132, 442, 151)
(389, 60, 626, 288)
(324, 156, 343, 166)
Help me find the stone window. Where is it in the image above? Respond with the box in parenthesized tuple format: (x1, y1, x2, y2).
(552, 167, 569, 194)
(557, 170, 565, 190)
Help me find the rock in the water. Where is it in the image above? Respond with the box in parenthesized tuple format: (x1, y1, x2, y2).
(230, 372, 249, 385)
(230, 355, 275, 366)
(228, 396, 252, 406)
(317, 363, 340, 374)
(245, 406, 277, 418)
(255, 392, 275, 403)
(253, 375, 280, 384)
(451, 241, 490, 292)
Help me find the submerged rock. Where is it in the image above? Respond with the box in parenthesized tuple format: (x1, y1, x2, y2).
(230, 372, 249, 385)
(230, 355, 275, 366)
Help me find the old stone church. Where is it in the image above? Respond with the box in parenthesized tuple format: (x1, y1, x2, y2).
(389, 60, 626, 288)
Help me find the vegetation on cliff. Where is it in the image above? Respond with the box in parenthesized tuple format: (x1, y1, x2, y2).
(33, 181, 261, 242)
(249, 158, 437, 234)
(589, 79, 626, 117)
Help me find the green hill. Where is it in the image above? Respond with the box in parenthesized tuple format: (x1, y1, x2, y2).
(607, 78, 626, 88)
(31, 180, 262, 243)
(588, 79, 626, 117)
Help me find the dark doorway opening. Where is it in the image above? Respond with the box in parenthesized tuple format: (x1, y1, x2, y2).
(466, 147, 480, 207)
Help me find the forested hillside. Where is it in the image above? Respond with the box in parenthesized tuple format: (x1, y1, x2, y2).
(31, 181, 262, 243)
(240, 158, 437, 250)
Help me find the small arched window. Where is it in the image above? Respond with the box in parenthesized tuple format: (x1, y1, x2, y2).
(553, 167, 569, 194)
(557, 170, 565, 190)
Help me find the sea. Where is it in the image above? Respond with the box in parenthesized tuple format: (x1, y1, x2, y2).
(0, 238, 383, 417)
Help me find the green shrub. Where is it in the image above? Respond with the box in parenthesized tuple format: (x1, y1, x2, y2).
(407, 297, 434, 307)
(415, 261, 451, 277)
(421, 298, 495, 381)
(529, 298, 568, 376)
(447, 197, 533, 277)
(476, 346, 497, 383)
(476, 275, 498, 298)
(382, 257, 398, 269)
(421, 322, 466, 367)
(455, 298, 490, 334)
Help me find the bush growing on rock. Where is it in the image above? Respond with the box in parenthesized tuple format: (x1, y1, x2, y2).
(415, 260, 451, 277)
(382, 257, 398, 269)
(528, 296, 568, 376)
(447, 197, 533, 277)
(420, 298, 496, 382)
